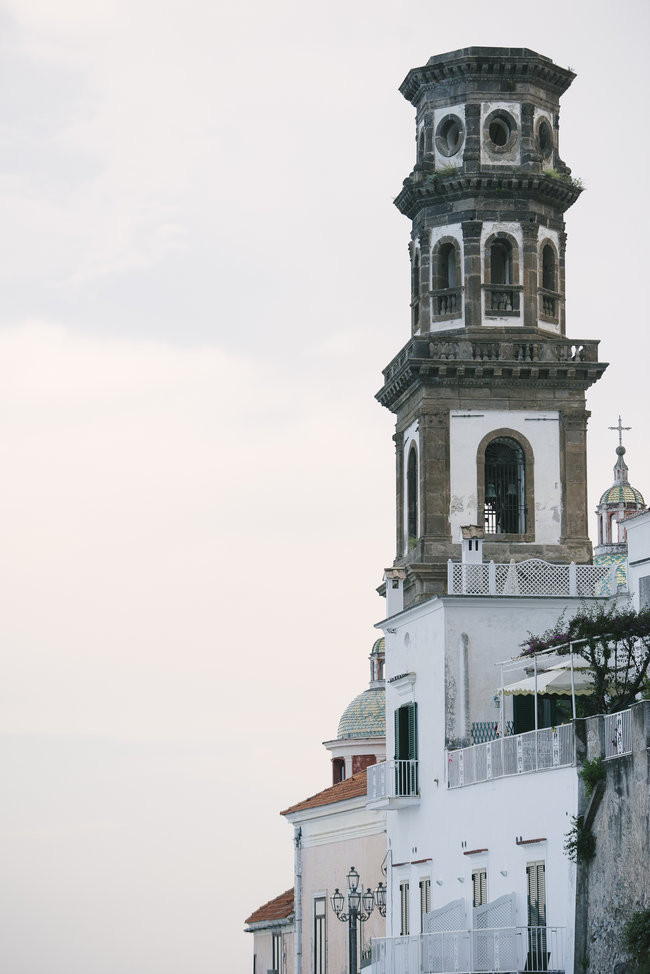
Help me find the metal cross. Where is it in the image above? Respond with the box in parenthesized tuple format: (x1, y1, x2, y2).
(608, 415, 631, 447)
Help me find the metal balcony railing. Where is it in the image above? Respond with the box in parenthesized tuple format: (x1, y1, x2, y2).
(371, 925, 565, 973)
(447, 725, 574, 789)
(604, 709, 632, 759)
(367, 759, 419, 804)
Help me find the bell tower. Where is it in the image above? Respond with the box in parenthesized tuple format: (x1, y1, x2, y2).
(378, 47, 608, 607)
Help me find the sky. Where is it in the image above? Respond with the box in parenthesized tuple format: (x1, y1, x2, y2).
(1, 1, 648, 971)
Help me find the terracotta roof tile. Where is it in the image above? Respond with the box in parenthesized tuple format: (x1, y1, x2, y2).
(281, 770, 367, 815)
(245, 888, 294, 926)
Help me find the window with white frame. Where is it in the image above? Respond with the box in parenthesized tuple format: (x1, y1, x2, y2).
(472, 869, 487, 908)
(272, 932, 283, 973)
(400, 881, 410, 936)
(419, 878, 431, 932)
(314, 897, 326, 974)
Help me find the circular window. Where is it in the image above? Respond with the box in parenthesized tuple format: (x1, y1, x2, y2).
(484, 109, 518, 154)
(537, 119, 553, 158)
(435, 114, 464, 157)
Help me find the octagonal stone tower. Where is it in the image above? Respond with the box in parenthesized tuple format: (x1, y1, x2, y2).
(378, 48, 607, 607)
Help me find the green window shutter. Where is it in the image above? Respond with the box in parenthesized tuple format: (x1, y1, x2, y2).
(394, 707, 401, 761)
(407, 702, 418, 760)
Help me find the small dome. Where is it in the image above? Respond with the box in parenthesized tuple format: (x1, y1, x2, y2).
(370, 637, 385, 656)
(337, 687, 385, 740)
(598, 483, 645, 507)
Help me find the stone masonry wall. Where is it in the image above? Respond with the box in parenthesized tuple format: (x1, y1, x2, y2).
(574, 700, 650, 974)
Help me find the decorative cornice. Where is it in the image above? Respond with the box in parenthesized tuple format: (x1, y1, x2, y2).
(400, 48, 575, 106)
(395, 170, 582, 220)
(377, 335, 607, 410)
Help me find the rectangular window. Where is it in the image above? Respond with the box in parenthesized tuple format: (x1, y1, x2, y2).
(527, 861, 547, 971)
(272, 932, 283, 974)
(394, 702, 418, 796)
(400, 881, 410, 936)
(314, 897, 326, 974)
(419, 878, 431, 932)
(472, 869, 487, 908)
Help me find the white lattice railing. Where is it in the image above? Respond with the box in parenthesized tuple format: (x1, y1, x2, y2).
(604, 709, 632, 759)
(371, 926, 565, 974)
(448, 557, 617, 598)
(446, 724, 574, 789)
(367, 759, 419, 803)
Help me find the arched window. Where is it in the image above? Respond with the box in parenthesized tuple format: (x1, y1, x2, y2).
(432, 238, 461, 318)
(411, 251, 420, 328)
(439, 242, 457, 288)
(542, 243, 556, 291)
(484, 437, 526, 534)
(490, 240, 512, 285)
(407, 445, 418, 548)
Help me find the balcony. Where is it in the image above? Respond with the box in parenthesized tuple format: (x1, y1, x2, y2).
(447, 725, 575, 789)
(367, 759, 420, 809)
(483, 283, 522, 317)
(447, 558, 617, 598)
(604, 708, 632, 759)
(371, 926, 565, 974)
(431, 287, 462, 319)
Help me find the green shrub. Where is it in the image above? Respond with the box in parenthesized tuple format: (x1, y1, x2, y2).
(623, 908, 650, 970)
(580, 756, 606, 798)
(564, 816, 595, 863)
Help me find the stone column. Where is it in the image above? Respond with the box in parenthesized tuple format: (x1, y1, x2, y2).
(559, 231, 567, 336)
(522, 222, 539, 328)
(418, 228, 431, 334)
(394, 432, 404, 558)
(420, 410, 450, 542)
(461, 221, 483, 328)
(463, 103, 481, 173)
(561, 408, 591, 546)
(520, 102, 536, 168)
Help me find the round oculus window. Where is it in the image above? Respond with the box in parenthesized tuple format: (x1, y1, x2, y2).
(484, 109, 518, 153)
(435, 114, 464, 157)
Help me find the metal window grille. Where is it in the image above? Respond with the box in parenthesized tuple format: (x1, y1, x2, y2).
(484, 437, 525, 534)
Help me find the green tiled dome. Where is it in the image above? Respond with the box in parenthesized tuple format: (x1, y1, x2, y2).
(598, 483, 645, 506)
(370, 637, 385, 656)
(337, 687, 385, 740)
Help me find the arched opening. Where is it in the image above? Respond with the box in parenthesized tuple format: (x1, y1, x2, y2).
(484, 437, 526, 535)
(542, 244, 556, 291)
(411, 251, 420, 329)
(432, 238, 461, 318)
(490, 240, 512, 285)
(332, 758, 345, 784)
(407, 444, 418, 548)
(440, 242, 457, 288)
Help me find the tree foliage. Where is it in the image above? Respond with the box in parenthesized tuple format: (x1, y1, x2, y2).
(521, 603, 650, 714)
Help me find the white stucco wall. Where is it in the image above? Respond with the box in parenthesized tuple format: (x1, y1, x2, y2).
(378, 592, 595, 973)
(448, 409, 562, 543)
(286, 799, 386, 974)
(626, 510, 650, 610)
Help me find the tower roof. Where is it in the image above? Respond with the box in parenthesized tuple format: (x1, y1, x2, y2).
(336, 687, 385, 740)
(597, 418, 646, 509)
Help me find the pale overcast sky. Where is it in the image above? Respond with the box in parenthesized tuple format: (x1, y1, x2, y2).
(1, 2, 648, 971)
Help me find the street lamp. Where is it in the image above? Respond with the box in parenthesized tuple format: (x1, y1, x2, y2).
(374, 881, 386, 917)
(330, 866, 377, 974)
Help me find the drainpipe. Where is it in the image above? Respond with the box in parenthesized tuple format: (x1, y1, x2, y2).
(294, 826, 302, 974)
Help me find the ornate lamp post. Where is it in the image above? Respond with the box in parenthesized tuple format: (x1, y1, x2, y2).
(330, 866, 377, 974)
